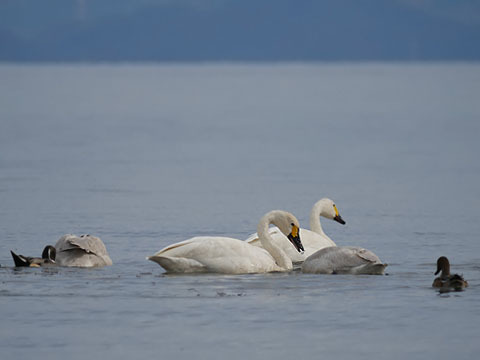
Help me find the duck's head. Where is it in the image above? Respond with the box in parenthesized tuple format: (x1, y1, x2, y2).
(42, 245, 56, 262)
(317, 198, 346, 225)
(435, 256, 450, 276)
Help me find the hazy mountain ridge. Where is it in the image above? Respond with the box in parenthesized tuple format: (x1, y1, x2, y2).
(1, 0, 479, 61)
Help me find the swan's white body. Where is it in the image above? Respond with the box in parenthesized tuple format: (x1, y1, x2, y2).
(245, 228, 334, 263)
(301, 246, 387, 275)
(246, 198, 343, 263)
(148, 210, 302, 274)
(55, 234, 113, 267)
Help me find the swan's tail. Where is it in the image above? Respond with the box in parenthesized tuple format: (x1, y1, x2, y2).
(147, 255, 206, 273)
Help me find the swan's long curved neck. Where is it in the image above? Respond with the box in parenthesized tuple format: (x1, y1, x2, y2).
(257, 212, 292, 270)
(310, 201, 329, 238)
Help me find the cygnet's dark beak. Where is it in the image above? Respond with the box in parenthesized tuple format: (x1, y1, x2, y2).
(287, 226, 304, 253)
(333, 215, 346, 225)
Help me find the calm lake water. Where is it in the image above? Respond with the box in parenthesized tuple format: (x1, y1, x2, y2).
(1, 63, 480, 360)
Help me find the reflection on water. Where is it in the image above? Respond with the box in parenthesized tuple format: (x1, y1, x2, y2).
(1, 63, 480, 360)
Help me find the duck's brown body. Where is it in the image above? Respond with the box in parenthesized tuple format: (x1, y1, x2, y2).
(432, 256, 468, 292)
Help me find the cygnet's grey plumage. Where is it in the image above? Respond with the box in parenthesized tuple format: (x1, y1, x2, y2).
(301, 246, 387, 275)
(55, 234, 112, 267)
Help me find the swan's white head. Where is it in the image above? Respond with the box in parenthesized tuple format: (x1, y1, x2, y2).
(263, 210, 304, 253)
(316, 198, 346, 224)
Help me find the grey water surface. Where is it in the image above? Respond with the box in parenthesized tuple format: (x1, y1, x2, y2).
(1, 63, 480, 359)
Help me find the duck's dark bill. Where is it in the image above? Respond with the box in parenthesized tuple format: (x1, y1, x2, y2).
(287, 233, 304, 253)
(334, 215, 346, 225)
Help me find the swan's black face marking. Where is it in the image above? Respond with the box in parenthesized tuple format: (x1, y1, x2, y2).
(287, 224, 304, 253)
(332, 204, 346, 224)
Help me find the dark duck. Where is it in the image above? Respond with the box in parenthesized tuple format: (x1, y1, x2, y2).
(432, 256, 468, 292)
(10, 245, 57, 267)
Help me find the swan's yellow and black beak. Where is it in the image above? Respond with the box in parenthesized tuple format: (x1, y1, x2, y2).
(287, 225, 304, 253)
(333, 204, 346, 225)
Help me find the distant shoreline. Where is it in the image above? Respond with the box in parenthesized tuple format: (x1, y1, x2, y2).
(1, 60, 480, 67)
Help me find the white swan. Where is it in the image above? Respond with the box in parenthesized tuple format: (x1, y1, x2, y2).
(245, 198, 345, 263)
(54, 234, 113, 267)
(147, 210, 304, 274)
(301, 246, 387, 275)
